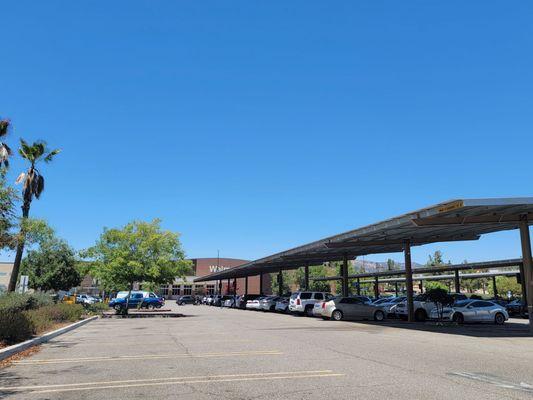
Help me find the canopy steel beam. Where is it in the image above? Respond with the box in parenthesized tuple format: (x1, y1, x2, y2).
(325, 235, 480, 248)
(412, 213, 533, 227)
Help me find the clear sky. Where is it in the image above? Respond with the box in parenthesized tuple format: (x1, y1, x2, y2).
(1, 1, 532, 265)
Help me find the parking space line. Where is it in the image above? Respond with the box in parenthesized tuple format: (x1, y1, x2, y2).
(0, 370, 344, 394)
(12, 350, 283, 365)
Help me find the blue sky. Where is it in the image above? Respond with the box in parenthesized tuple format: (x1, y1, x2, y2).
(1, 1, 532, 264)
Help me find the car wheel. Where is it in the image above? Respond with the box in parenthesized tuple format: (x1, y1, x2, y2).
(415, 309, 427, 322)
(453, 313, 464, 324)
(114, 305, 122, 311)
(147, 304, 155, 310)
(270, 305, 275, 311)
(305, 306, 314, 317)
(494, 312, 505, 325)
(331, 310, 343, 321)
(374, 310, 385, 322)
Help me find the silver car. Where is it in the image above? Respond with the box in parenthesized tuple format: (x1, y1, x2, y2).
(430, 299, 509, 324)
(275, 298, 289, 313)
(260, 296, 281, 311)
(321, 296, 386, 321)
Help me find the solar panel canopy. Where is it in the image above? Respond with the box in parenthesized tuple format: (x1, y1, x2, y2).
(195, 198, 533, 282)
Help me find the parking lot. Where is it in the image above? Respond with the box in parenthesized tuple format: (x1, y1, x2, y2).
(1, 304, 533, 400)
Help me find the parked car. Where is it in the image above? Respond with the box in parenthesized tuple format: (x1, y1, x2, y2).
(314, 295, 371, 317)
(259, 296, 281, 311)
(275, 297, 289, 313)
(109, 292, 164, 311)
(430, 299, 509, 324)
(320, 296, 386, 321)
(238, 294, 262, 309)
(176, 295, 195, 305)
(76, 294, 98, 305)
(246, 297, 265, 310)
(375, 296, 406, 317)
(220, 295, 236, 307)
(289, 292, 333, 317)
(394, 293, 466, 321)
(506, 299, 528, 318)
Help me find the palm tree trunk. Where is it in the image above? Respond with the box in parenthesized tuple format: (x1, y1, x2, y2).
(7, 202, 30, 292)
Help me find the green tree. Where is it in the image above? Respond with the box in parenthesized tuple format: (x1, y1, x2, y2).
(20, 237, 81, 292)
(425, 288, 454, 322)
(84, 220, 192, 310)
(0, 119, 17, 251)
(8, 140, 60, 291)
(424, 281, 448, 291)
(387, 258, 396, 271)
(488, 276, 522, 298)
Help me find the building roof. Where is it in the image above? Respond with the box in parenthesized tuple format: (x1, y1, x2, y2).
(194, 198, 533, 282)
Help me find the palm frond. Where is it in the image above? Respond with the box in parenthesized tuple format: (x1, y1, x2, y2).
(34, 174, 45, 199)
(34, 142, 46, 158)
(44, 149, 61, 163)
(0, 119, 10, 138)
(19, 139, 31, 160)
(15, 172, 26, 184)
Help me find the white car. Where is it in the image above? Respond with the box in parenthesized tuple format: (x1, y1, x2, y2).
(430, 299, 509, 324)
(76, 294, 98, 305)
(395, 293, 468, 321)
(246, 298, 263, 310)
(289, 292, 333, 317)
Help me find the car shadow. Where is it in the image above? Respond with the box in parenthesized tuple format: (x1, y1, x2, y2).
(323, 318, 532, 338)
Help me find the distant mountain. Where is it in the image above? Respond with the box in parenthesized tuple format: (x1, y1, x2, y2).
(352, 259, 424, 272)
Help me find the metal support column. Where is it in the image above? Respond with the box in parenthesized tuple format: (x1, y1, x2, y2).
(356, 278, 361, 295)
(492, 275, 498, 298)
(395, 282, 399, 296)
(519, 218, 533, 331)
(374, 276, 379, 299)
(227, 279, 230, 295)
(454, 269, 460, 293)
(342, 254, 349, 297)
(245, 276, 248, 296)
(419, 280, 424, 293)
(233, 278, 237, 295)
(259, 272, 264, 295)
(278, 270, 283, 296)
(218, 280, 222, 295)
(404, 240, 415, 322)
(304, 265, 309, 290)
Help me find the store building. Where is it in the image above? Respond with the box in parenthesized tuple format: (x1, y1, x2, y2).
(150, 258, 271, 300)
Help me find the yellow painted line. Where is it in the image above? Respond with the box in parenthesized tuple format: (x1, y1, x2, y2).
(0, 370, 335, 391)
(5, 372, 345, 394)
(13, 350, 283, 365)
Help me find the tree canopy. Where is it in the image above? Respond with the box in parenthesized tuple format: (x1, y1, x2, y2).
(84, 219, 192, 292)
(20, 237, 81, 292)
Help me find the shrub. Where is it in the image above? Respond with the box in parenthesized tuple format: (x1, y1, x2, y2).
(0, 292, 53, 314)
(85, 302, 108, 315)
(0, 302, 83, 343)
(0, 310, 33, 344)
(24, 309, 54, 335)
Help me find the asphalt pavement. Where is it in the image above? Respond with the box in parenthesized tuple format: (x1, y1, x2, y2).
(1, 304, 533, 399)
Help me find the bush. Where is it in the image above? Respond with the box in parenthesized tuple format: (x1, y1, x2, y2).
(0, 292, 53, 313)
(0, 302, 83, 344)
(84, 302, 108, 315)
(0, 310, 34, 344)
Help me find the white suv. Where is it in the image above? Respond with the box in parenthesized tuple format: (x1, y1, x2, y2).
(289, 292, 332, 317)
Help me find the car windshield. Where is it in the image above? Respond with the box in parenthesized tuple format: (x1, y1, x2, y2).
(373, 298, 389, 304)
(454, 300, 473, 307)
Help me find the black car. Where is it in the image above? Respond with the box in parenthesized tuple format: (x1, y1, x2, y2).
(506, 299, 528, 318)
(176, 295, 196, 305)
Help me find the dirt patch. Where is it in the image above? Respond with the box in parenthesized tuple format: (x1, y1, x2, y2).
(0, 345, 41, 369)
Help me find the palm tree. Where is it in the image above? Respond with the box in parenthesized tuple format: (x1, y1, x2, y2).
(0, 119, 12, 169)
(7, 139, 60, 292)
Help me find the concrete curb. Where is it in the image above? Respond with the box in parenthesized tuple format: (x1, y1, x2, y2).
(0, 315, 98, 361)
